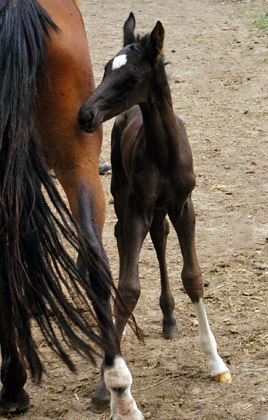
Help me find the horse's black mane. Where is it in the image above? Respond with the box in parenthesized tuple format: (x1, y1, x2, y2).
(139, 32, 149, 45)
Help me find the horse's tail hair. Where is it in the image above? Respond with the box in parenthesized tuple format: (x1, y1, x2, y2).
(0, 0, 126, 382)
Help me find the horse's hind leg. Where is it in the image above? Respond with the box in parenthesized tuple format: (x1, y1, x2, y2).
(0, 289, 29, 413)
(56, 166, 143, 418)
(169, 197, 231, 383)
(150, 211, 178, 339)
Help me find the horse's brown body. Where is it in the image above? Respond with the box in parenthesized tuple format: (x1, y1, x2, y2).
(37, 0, 105, 234)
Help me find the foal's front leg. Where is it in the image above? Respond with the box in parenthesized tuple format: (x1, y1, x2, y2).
(170, 197, 231, 383)
(114, 195, 153, 342)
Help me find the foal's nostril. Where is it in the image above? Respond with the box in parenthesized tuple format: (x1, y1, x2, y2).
(77, 108, 95, 131)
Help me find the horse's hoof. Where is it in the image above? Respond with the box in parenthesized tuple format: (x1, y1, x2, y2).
(91, 377, 111, 413)
(110, 414, 144, 420)
(90, 391, 110, 413)
(90, 396, 110, 413)
(0, 389, 30, 414)
(213, 371, 232, 383)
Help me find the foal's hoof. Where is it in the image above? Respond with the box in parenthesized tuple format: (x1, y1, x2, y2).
(162, 319, 178, 339)
(213, 371, 232, 383)
(163, 325, 178, 339)
(0, 389, 30, 414)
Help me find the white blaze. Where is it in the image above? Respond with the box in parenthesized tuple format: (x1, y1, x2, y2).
(112, 54, 127, 70)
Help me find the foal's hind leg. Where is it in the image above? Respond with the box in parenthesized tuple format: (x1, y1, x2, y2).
(0, 291, 29, 413)
(150, 211, 178, 339)
(169, 197, 231, 383)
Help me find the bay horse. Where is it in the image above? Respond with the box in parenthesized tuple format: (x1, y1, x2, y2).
(0, 1, 143, 419)
(78, 12, 232, 406)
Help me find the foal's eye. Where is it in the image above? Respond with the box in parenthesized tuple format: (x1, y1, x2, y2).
(128, 75, 139, 87)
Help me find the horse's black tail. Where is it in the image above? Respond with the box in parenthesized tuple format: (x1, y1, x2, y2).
(0, 0, 122, 381)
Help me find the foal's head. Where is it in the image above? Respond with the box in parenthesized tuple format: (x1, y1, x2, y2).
(78, 13, 165, 133)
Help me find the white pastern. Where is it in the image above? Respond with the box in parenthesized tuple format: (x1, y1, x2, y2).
(112, 54, 127, 70)
(194, 299, 230, 377)
(104, 357, 144, 419)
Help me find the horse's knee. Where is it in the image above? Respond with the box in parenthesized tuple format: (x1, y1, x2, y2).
(181, 267, 204, 302)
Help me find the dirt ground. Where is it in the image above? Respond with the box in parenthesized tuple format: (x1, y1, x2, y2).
(11, 0, 268, 419)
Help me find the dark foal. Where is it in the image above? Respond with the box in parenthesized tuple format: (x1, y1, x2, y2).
(79, 12, 231, 410)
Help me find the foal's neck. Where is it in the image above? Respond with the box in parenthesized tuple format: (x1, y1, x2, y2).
(139, 60, 180, 165)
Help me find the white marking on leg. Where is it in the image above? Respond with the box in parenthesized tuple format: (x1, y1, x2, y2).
(194, 299, 229, 377)
(112, 54, 127, 70)
(104, 356, 144, 419)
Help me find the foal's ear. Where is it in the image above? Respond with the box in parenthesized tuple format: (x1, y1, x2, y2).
(150, 21, 165, 61)
(123, 12, 136, 46)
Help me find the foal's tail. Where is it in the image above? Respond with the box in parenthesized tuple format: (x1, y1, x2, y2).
(0, 0, 122, 381)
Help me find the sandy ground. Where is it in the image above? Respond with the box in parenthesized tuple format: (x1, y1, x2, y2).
(7, 0, 268, 419)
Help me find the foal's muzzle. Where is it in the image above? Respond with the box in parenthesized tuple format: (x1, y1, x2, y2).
(78, 107, 99, 133)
